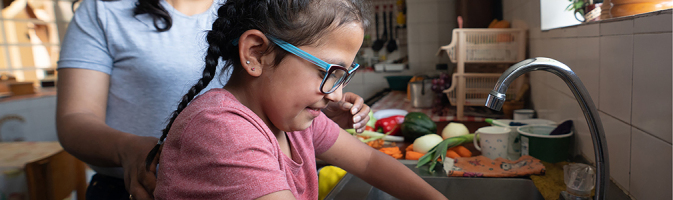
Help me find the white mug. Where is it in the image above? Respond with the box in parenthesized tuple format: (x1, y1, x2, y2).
(474, 126, 511, 160)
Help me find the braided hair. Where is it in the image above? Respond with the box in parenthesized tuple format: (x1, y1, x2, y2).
(145, 0, 370, 169)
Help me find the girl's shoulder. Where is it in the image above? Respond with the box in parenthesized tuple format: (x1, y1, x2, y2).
(177, 89, 271, 134)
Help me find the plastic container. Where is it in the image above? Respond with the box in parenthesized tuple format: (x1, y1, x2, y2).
(439, 28, 527, 64)
(514, 109, 535, 120)
(443, 73, 523, 106)
(489, 119, 556, 160)
(385, 76, 413, 91)
(517, 125, 573, 163)
(561, 163, 596, 199)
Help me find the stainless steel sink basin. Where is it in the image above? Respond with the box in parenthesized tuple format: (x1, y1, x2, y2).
(324, 160, 544, 200)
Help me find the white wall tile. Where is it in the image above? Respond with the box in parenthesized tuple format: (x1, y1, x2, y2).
(574, 37, 600, 106)
(417, 2, 439, 24)
(539, 89, 561, 122)
(551, 27, 578, 38)
(546, 38, 574, 97)
(577, 23, 599, 37)
(502, 0, 517, 14)
(527, 0, 542, 30)
(556, 90, 582, 124)
(599, 112, 631, 190)
(363, 72, 388, 84)
(599, 35, 633, 123)
(530, 77, 546, 112)
(632, 33, 672, 143)
(573, 114, 595, 163)
(420, 43, 441, 64)
(634, 12, 672, 34)
(529, 39, 541, 58)
(600, 20, 633, 36)
(405, 1, 422, 24)
(630, 128, 672, 200)
(349, 72, 364, 85)
(437, 0, 455, 23)
(406, 23, 421, 45)
(363, 82, 388, 99)
(438, 24, 454, 45)
(529, 27, 542, 39)
(343, 84, 365, 99)
(419, 23, 439, 44)
(509, 4, 530, 29)
(408, 43, 422, 66)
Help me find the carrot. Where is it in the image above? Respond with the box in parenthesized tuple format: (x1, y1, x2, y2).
(405, 150, 425, 160)
(367, 139, 384, 149)
(406, 144, 414, 152)
(450, 145, 473, 157)
(379, 147, 403, 159)
(446, 150, 461, 159)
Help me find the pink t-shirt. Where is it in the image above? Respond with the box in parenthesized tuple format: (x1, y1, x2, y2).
(155, 89, 340, 200)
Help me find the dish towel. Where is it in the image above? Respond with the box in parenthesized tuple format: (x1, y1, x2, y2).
(447, 155, 546, 177)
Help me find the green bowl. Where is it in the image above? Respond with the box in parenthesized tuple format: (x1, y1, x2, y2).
(517, 125, 573, 163)
(385, 76, 414, 91)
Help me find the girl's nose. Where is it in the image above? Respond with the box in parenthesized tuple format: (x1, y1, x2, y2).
(325, 86, 343, 102)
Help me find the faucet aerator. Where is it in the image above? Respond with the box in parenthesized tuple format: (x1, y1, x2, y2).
(485, 91, 506, 111)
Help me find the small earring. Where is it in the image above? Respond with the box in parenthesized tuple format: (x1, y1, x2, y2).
(251, 67, 255, 71)
(245, 60, 250, 64)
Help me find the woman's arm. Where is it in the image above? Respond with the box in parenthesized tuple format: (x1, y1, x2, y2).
(56, 68, 159, 199)
(317, 130, 448, 200)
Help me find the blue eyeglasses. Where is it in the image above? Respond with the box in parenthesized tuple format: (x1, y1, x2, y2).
(234, 36, 360, 94)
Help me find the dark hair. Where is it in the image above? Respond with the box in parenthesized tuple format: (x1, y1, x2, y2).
(72, 0, 172, 31)
(145, 0, 370, 169)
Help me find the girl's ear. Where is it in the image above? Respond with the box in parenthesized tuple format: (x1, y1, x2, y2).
(237, 30, 272, 77)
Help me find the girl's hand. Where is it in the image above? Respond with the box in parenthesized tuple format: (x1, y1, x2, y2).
(119, 135, 160, 200)
(322, 92, 370, 133)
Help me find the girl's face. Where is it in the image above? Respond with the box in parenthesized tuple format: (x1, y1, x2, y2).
(261, 23, 364, 133)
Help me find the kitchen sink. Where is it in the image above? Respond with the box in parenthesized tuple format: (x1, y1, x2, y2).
(324, 160, 544, 200)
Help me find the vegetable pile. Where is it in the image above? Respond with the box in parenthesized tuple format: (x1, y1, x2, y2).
(415, 134, 475, 173)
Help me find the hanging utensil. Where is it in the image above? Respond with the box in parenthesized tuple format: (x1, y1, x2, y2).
(386, 5, 398, 53)
(372, 5, 385, 52)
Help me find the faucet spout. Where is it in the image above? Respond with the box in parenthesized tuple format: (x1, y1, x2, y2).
(487, 57, 610, 200)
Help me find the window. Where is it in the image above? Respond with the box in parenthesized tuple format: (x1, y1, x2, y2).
(1, 0, 76, 84)
(540, 0, 583, 30)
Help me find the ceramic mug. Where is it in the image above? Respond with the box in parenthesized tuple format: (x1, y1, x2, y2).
(474, 126, 511, 160)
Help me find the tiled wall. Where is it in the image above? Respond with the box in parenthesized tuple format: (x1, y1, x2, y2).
(503, 0, 672, 199)
(345, 0, 457, 99)
(0, 96, 58, 142)
(406, 0, 454, 73)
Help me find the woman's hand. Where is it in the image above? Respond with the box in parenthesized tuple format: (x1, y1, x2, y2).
(120, 135, 160, 200)
(323, 92, 370, 133)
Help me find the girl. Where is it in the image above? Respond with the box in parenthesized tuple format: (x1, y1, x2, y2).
(56, 0, 370, 198)
(150, 0, 447, 199)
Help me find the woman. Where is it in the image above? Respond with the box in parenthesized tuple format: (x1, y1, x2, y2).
(56, 0, 370, 199)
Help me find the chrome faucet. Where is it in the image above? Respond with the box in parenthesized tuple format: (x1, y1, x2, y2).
(485, 57, 609, 200)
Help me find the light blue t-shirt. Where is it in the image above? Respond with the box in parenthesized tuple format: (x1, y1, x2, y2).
(58, 0, 227, 178)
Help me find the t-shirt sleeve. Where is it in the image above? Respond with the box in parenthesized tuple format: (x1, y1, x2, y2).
(57, 0, 113, 74)
(172, 109, 290, 199)
(312, 112, 341, 155)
